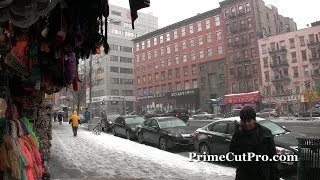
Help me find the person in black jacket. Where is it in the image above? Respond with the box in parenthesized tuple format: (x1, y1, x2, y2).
(229, 106, 280, 180)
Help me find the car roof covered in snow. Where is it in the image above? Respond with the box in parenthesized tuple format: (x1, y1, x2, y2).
(153, 117, 181, 121)
(215, 116, 266, 123)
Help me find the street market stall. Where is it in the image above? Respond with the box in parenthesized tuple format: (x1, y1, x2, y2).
(0, 0, 150, 179)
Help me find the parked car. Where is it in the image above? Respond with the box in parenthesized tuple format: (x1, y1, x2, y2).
(194, 116, 306, 170)
(257, 108, 280, 118)
(104, 113, 121, 132)
(79, 114, 87, 123)
(301, 108, 320, 117)
(144, 110, 165, 119)
(163, 108, 190, 122)
(224, 108, 241, 118)
(192, 112, 214, 120)
(112, 115, 146, 140)
(136, 117, 195, 150)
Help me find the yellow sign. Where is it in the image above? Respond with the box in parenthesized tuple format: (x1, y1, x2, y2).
(303, 91, 320, 102)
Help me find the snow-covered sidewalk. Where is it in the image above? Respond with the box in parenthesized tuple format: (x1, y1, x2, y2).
(49, 122, 235, 179)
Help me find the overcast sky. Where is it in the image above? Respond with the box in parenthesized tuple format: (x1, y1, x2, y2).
(109, 0, 319, 30)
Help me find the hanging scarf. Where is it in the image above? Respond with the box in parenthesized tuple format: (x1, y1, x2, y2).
(2, 134, 21, 180)
(17, 138, 34, 180)
(22, 117, 39, 148)
(23, 135, 43, 178)
(20, 137, 38, 179)
(15, 139, 28, 180)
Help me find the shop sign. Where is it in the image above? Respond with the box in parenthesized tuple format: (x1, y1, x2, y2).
(138, 93, 166, 100)
(224, 91, 262, 104)
(167, 88, 199, 98)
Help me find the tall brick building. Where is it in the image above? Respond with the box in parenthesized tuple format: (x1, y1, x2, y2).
(219, 0, 296, 110)
(133, 8, 226, 114)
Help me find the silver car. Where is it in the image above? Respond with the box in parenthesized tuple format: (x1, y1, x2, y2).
(257, 108, 280, 118)
(192, 112, 214, 120)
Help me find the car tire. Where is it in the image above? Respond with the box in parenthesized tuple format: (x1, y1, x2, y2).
(126, 130, 131, 140)
(159, 137, 168, 151)
(193, 116, 197, 120)
(112, 128, 117, 136)
(199, 143, 211, 155)
(138, 132, 144, 144)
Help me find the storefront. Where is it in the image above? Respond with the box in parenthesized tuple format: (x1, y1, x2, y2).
(224, 91, 262, 111)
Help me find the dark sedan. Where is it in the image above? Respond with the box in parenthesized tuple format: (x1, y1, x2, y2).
(136, 117, 195, 151)
(194, 117, 306, 170)
(112, 115, 146, 140)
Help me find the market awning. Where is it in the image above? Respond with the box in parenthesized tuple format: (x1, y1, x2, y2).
(224, 91, 262, 104)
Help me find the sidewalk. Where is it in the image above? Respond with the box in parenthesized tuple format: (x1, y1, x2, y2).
(49, 122, 235, 180)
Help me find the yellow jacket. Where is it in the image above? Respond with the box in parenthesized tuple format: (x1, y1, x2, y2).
(69, 111, 80, 127)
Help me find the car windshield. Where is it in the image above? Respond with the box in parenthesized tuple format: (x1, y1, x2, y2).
(232, 109, 241, 116)
(125, 116, 145, 125)
(259, 121, 287, 136)
(158, 118, 187, 129)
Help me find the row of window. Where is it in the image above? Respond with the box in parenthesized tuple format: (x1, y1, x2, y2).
(261, 33, 320, 53)
(264, 65, 313, 82)
(224, 3, 251, 18)
(110, 89, 134, 96)
(226, 17, 252, 33)
(228, 47, 257, 61)
(111, 78, 134, 85)
(110, 67, 134, 74)
(109, 18, 132, 28)
(135, 16, 221, 51)
(110, 44, 133, 53)
(110, 56, 133, 63)
(136, 33, 223, 62)
(110, 28, 139, 38)
(229, 64, 258, 77)
(135, 47, 223, 74)
(137, 65, 197, 85)
(137, 79, 198, 96)
(227, 32, 255, 48)
(231, 79, 259, 94)
(263, 84, 308, 96)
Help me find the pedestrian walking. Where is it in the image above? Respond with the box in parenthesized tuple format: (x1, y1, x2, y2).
(229, 106, 280, 180)
(58, 112, 63, 125)
(53, 111, 57, 122)
(69, 111, 81, 136)
(84, 108, 90, 123)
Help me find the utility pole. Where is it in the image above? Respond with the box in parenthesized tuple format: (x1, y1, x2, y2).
(123, 96, 127, 115)
(89, 54, 93, 117)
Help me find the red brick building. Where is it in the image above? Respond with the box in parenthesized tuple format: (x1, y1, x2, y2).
(133, 8, 226, 114)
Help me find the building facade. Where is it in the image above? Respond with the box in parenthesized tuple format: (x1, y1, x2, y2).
(133, 8, 226, 114)
(258, 25, 320, 113)
(87, 5, 158, 116)
(219, 0, 296, 110)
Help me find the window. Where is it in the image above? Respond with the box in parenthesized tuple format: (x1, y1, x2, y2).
(254, 79, 259, 91)
(293, 67, 299, 78)
(309, 34, 315, 43)
(192, 79, 198, 88)
(217, 45, 223, 55)
(206, 34, 212, 43)
(226, 24, 231, 33)
(166, 46, 171, 54)
(228, 38, 232, 47)
(175, 56, 179, 64)
(135, 43, 140, 51)
(160, 48, 164, 55)
(124, 22, 132, 28)
(141, 53, 145, 61)
(161, 71, 165, 80)
(209, 122, 227, 133)
(147, 51, 151, 60)
(251, 47, 256, 58)
(154, 61, 158, 69)
(175, 68, 180, 78)
(168, 69, 172, 80)
(216, 31, 222, 40)
(248, 17, 252, 28)
(111, 10, 121, 16)
(238, 4, 244, 13)
(161, 84, 167, 93)
(301, 50, 307, 61)
(166, 32, 170, 42)
(191, 52, 196, 60)
(191, 64, 197, 75)
(110, 66, 119, 73)
(141, 41, 145, 49)
(240, 19, 245, 29)
(245, 3, 251, 12)
(182, 54, 187, 62)
(160, 34, 163, 44)
(155, 73, 159, 82)
(263, 57, 268, 68)
(303, 65, 309, 76)
(111, 89, 119, 95)
(197, 22, 202, 31)
(198, 36, 203, 45)
(214, 15, 220, 26)
(299, 36, 305, 46)
(174, 30, 178, 39)
(253, 64, 257, 74)
(176, 82, 181, 91)
(289, 38, 295, 48)
(143, 88, 147, 95)
(231, 7, 236, 16)
(190, 39, 195, 47)
(148, 87, 153, 94)
(119, 57, 132, 63)
(120, 68, 134, 74)
(174, 44, 178, 52)
(112, 78, 120, 84)
(148, 74, 152, 83)
(181, 27, 186, 37)
(199, 50, 204, 59)
(249, 32, 254, 42)
(224, 9, 229, 18)
(110, 55, 118, 62)
(189, 24, 194, 34)
(205, 19, 210, 29)
(160, 60, 165, 67)
(154, 49, 158, 58)
(184, 81, 190, 90)
(167, 58, 172, 66)
(168, 83, 173, 92)
(265, 72, 270, 82)
(147, 39, 151, 48)
(183, 66, 188, 76)
(207, 47, 213, 57)
(153, 37, 157, 45)
(155, 86, 160, 94)
(291, 52, 297, 63)
(261, 44, 267, 54)
(182, 41, 187, 49)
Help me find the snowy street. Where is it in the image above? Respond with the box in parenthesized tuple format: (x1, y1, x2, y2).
(49, 122, 235, 179)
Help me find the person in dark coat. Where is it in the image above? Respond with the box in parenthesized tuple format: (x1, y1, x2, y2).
(229, 106, 280, 180)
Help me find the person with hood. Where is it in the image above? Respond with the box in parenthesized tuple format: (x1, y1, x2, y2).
(229, 106, 279, 180)
(69, 111, 81, 136)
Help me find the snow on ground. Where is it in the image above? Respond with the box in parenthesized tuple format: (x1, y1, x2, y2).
(50, 122, 235, 179)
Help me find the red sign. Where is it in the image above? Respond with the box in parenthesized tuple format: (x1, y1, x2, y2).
(224, 91, 262, 104)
